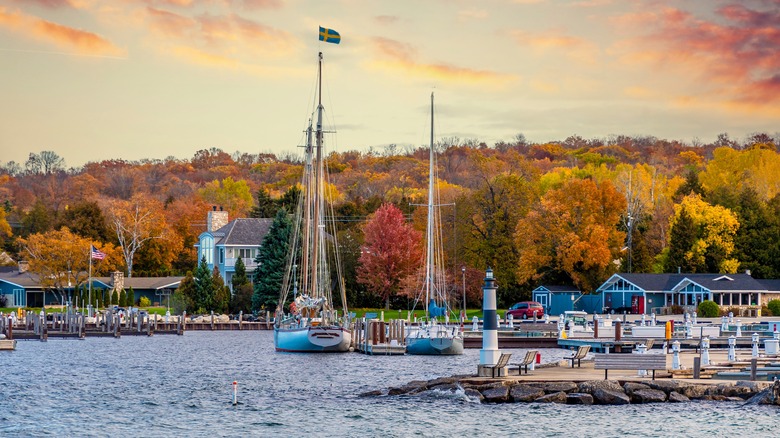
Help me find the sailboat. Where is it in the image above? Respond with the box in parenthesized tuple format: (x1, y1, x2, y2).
(405, 93, 464, 356)
(274, 52, 352, 353)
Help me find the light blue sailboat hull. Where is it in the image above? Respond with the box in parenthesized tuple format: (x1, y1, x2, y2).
(274, 326, 351, 353)
(406, 335, 464, 355)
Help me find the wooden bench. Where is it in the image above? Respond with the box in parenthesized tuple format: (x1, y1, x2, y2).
(364, 312, 378, 320)
(567, 345, 591, 368)
(594, 353, 667, 380)
(509, 350, 538, 375)
(486, 353, 512, 377)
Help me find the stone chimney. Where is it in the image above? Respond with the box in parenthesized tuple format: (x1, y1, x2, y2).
(18, 260, 28, 274)
(207, 206, 229, 232)
(111, 271, 125, 292)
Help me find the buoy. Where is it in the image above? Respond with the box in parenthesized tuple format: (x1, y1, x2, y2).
(232, 381, 238, 406)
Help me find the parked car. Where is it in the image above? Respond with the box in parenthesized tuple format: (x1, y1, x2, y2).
(507, 301, 545, 319)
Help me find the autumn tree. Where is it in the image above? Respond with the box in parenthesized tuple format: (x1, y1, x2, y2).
(357, 203, 423, 309)
(460, 173, 536, 304)
(199, 177, 254, 218)
(105, 194, 166, 277)
(252, 209, 292, 312)
(21, 228, 118, 304)
(661, 194, 740, 273)
(515, 179, 626, 293)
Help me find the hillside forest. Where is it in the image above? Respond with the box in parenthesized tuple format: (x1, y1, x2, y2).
(2, 131, 780, 310)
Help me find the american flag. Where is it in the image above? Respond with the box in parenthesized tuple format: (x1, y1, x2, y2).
(91, 245, 106, 260)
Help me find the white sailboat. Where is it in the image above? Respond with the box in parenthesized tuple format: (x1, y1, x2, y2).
(406, 93, 464, 356)
(274, 52, 352, 353)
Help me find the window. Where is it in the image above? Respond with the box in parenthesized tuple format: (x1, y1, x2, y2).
(201, 235, 214, 265)
(238, 248, 253, 259)
(13, 288, 24, 307)
(219, 247, 225, 265)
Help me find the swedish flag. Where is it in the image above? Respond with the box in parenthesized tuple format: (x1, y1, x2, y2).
(319, 26, 341, 44)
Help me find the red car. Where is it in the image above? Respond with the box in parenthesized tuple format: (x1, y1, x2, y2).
(507, 301, 545, 319)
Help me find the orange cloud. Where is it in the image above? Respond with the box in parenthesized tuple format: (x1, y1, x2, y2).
(374, 15, 399, 25)
(0, 7, 124, 56)
(611, 4, 780, 107)
(369, 37, 514, 85)
(146, 6, 194, 38)
(509, 29, 599, 63)
(10, 0, 77, 8)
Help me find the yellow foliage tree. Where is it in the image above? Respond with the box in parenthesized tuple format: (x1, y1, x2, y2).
(671, 194, 740, 273)
(699, 147, 780, 201)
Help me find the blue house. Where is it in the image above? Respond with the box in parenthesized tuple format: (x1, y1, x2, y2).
(0, 263, 182, 308)
(596, 273, 774, 315)
(532, 285, 581, 315)
(194, 207, 273, 291)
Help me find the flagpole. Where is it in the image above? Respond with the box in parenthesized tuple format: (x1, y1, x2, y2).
(88, 244, 92, 317)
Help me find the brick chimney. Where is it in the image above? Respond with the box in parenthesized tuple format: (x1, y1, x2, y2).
(207, 206, 229, 232)
(18, 260, 29, 274)
(111, 271, 125, 292)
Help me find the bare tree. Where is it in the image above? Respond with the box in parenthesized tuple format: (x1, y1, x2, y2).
(105, 195, 165, 277)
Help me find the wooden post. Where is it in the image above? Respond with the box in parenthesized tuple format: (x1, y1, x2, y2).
(7, 316, 13, 340)
(693, 357, 701, 379)
(239, 311, 243, 331)
(751, 358, 758, 381)
(211, 311, 215, 331)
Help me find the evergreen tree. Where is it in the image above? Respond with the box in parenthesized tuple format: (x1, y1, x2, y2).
(249, 188, 276, 218)
(193, 256, 214, 313)
(733, 188, 780, 278)
(277, 186, 301, 213)
(111, 290, 119, 307)
(174, 271, 196, 313)
(252, 208, 292, 312)
(664, 207, 698, 273)
(231, 257, 249, 291)
(127, 287, 136, 306)
(212, 267, 231, 313)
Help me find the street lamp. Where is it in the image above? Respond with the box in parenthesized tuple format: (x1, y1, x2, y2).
(461, 266, 466, 323)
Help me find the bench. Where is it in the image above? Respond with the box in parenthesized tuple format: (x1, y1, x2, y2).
(509, 350, 538, 375)
(594, 353, 667, 380)
(567, 345, 591, 368)
(364, 312, 378, 320)
(486, 353, 512, 377)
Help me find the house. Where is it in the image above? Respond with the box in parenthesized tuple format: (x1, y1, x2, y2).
(0, 262, 182, 308)
(596, 272, 779, 315)
(532, 285, 581, 315)
(194, 207, 273, 290)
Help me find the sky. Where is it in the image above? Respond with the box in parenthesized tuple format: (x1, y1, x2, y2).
(1, 0, 779, 168)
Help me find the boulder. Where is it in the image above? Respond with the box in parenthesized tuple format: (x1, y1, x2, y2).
(566, 393, 594, 405)
(719, 384, 754, 399)
(358, 389, 384, 397)
(427, 377, 457, 387)
(592, 388, 630, 405)
(481, 385, 511, 403)
(577, 380, 623, 394)
(623, 382, 651, 395)
(700, 395, 727, 401)
(647, 380, 686, 394)
(510, 385, 546, 403)
(667, 391, 690, 403)
(428, 383, 459, 392)
(744, 380, 780, 406)
(388, 381, 427, 395)
(529, 381, 578, 394)
(534, 391, 568, 404)
(630, 389, 667, 403)
(680, 384, 709, 399)
(464, 388, 484, 402)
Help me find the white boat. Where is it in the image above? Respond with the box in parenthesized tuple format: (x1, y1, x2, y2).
(0, 334, 16, 351)
(406, 93, 464, 356)
(274, 52, 352, 353)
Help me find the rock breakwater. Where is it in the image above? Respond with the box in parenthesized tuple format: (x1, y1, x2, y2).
(362, 377, 780, 406)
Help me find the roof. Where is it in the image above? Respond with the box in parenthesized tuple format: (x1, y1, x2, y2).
(755, 279, 780, 293)
(533, 285, 580, 293)
(599, 273, 770, 293)
(0, 271, 44, 289)
(208, 218, 274, 246)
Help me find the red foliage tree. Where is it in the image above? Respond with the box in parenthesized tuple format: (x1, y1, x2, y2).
(357, 203, 423, 309)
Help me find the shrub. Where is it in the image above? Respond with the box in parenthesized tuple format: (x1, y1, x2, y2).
(139, 296, 151, 307)
(697, 300, 719, 318)
(768, 300, 780, 317)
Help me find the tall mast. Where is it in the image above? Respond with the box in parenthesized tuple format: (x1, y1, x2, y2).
(310, 52, 323, 298)
(425, 92, 435, 315)
(301, 121, 313, 295)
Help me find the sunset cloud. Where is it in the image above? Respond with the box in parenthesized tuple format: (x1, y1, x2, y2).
(374, 15, 399, 25)
(508, 29, 599, 63)
(0, 7, 124, 56)
(369, 36, 514, 85)
(10, 0, 77, 8)
(610, 4, 780, 107)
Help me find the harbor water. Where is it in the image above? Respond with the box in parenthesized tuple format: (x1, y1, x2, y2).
(1, 330, 777, 436)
